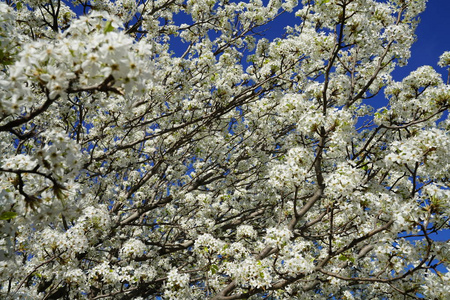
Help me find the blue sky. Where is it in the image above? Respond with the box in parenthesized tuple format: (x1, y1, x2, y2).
(394, 0, 450, 81)
(401, 0, 450, 243)
(263, 1, 450, 82)
(70, 0, 450, 82)
(255, 1, 450, 244)
(233, 1, 450, 95)
(381, 0, 450, 244)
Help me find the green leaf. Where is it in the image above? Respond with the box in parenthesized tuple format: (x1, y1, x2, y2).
(338, 254, 355, 263)
(0, 211, 17, 220)
(338, 254, 348, 261)
(104, 21, 115, 34)
(0, 50, 14, 66)
(210, 264, 219, 275)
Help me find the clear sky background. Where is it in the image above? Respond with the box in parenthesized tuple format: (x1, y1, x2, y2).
(240, 1, 450, 104)
(390, 0, 450, 263)
(394, 0, 450, 82)
(259, 0, 450, 244)
(71, 1, 450, 82)
(395, 0, 450, 243)
(262, 0, 450, 83)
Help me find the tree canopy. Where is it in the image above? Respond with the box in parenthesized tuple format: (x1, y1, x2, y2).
(0, 0, 449, 299)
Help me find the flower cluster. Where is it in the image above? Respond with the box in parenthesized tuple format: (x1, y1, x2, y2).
(438, 51, 450, 68)
(0, 9, 152, 117)
(120, 238, 146, 259)
(269, 146, 313, 190)
(34, 129, 82, 180)
(264, 227, 293, 248)
(164, 268, 191, 300)
(281, 249, 314, 276)
(236, 224, 257, 240)
(385, 128, 450, 177)
(325, 162, 364, 199)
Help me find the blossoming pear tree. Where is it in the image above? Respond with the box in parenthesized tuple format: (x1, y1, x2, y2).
(1, 0, 449, 299)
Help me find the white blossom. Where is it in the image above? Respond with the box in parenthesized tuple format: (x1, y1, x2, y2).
(0, 0, 448, 299)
